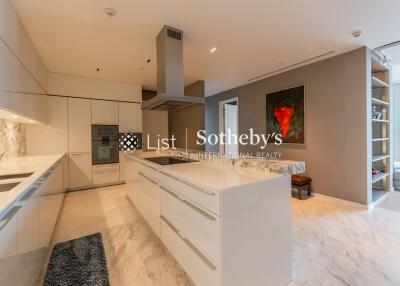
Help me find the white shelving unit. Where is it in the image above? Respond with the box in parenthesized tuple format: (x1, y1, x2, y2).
(370, 55, 392, 204)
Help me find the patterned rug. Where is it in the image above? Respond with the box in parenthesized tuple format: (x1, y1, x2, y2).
(43, 233, 110, 286)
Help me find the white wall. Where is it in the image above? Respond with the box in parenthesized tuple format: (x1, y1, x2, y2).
(0, 0, 48, 123)
(48, 72, 141, 102)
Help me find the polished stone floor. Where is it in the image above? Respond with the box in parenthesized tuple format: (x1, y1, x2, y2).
(40, 185, 400, 286)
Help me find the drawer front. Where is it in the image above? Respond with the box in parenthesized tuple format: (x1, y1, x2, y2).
(161, 217, 221, 286)
(127, 173, 161, 237)
(93, 164, 120, 185)
(161, 188, 220, 265)
(138, 162, 220, 216)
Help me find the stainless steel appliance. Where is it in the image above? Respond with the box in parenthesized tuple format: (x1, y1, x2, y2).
(92, 125, 119, 165)
(141, 25, 205, 111)
(144, 156, 198, 165)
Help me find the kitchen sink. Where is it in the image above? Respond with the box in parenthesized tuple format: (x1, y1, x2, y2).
(0, 182, 20, 192)
(0, 172, 33, 180)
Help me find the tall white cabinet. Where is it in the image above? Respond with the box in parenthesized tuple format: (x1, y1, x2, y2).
(119, 102, 142, 132)
(68, 98, 93, 189)
(92, 100, 119, 125)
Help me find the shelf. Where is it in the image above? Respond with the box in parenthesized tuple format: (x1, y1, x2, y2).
(371, 98, 389, 106)
(372, 119, 389, 123)
(372, 172, 389, 183)
(372, 155, 390, 162)
(372, 189, 389, 203)
(372, 76, 389, 88)
(372, 138, 390, 142)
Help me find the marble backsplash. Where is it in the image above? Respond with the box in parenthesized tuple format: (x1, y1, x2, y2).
(0, 119, 26, 160)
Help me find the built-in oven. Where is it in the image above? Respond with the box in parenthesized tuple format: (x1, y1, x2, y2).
(91, 125, 119, 165)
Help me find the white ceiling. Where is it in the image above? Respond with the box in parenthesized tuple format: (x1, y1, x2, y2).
(11, 0, 400, 96)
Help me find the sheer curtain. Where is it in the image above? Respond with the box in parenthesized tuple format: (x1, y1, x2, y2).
(393, 66, 400, 162)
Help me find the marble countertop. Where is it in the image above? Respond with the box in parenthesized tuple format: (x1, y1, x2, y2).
(123, 150, 305, 192)
(0, 154, 65, 218)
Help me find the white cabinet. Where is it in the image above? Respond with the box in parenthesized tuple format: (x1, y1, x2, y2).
(68, 98, 91, 152)
(68, 97, 92, 189)
(69, 152, 92, 189)
(92, 100, 118, 125)
(0, 158, 66, 286)
(92, 163, 120, 185)
(119, 102, 142, 132)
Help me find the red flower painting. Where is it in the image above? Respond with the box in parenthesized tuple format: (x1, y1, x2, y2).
(266, 86, 305, 144)
(274, 106, 294, 138)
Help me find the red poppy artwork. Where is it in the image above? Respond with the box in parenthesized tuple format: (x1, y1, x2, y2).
(266, 86, 305, 144)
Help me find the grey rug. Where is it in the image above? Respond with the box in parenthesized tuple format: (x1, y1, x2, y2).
(43, 233, 110, 286)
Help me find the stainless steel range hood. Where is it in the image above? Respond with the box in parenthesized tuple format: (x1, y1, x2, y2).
(141, 25, 205, 111)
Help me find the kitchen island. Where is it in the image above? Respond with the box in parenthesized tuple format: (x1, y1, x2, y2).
(124, 151, 304, 286)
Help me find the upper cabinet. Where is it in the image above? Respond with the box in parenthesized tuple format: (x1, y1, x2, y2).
(92, 100, 118, 125)
(119, 102, 142, 132)
(68, 98, 91, 152)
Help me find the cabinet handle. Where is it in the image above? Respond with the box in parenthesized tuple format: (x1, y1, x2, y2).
(137, 160, 158, 171)
(138, 172, 158, 185)
(0, 206, 21, 231)
(161, 187, 216, 221)
(160, 215, 217, 271)
(136, 159, 215, 196)
(70, 152, 89, 156)
(158, 170, 215, 196)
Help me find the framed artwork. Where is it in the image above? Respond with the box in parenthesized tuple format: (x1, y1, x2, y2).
(266, 85, 305, 144)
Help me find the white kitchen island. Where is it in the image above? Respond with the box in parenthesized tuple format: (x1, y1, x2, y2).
(124, 151, 304, 286)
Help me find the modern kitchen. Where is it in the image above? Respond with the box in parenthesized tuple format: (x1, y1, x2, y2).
(2, 1, 400, 286)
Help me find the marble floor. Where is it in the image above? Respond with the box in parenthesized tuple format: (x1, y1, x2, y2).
(40, 185, 400, 286)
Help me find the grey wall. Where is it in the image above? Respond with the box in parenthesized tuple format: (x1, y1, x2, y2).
(205, 47, 369, 204)
(169, 81, 205, 151)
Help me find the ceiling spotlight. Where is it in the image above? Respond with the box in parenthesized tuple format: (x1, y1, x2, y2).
(146, 58, 151, 63)
(105, 8, 117, 17)
(210, 47, 217, 54)
(352, 30, 362, 38)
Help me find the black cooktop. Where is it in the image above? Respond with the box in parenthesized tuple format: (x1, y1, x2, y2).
(144, 156, 198, 165)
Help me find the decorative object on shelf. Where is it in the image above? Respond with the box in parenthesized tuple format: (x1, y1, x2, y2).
(266, 85, 305, 144)
(371, 106, 382, 120)
(119, 133, 142, 151)
(372, 168, 385, 176)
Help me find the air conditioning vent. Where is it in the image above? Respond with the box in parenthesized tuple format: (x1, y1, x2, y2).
(167, 28, 182, 40)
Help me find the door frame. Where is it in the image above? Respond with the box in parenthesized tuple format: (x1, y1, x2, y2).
(218, 97, 239, 154)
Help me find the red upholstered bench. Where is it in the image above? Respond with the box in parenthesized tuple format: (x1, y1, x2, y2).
(291, 175, 312, 200)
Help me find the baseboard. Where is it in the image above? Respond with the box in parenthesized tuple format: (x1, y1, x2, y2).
(311, 193, 369, 210)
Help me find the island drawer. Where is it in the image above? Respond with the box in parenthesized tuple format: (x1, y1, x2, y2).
(161, 216, 221, 286)
(161, 187, 221, 265)
(137, 161, 220, 215)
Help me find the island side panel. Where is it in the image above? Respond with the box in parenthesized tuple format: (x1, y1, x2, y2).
(221, 175, 292, 286)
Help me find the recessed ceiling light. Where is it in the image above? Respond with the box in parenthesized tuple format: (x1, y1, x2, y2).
(146, 58, 151, 63)
(210, 47, 217, 54)
(105, 8, 117, 17)
(352, 30, 362, 38)
(11, 115, 18, 119)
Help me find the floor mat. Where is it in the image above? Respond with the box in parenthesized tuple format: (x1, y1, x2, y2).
(43, 232, 110, 286)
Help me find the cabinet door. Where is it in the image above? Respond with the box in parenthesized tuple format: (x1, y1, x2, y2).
(69, 153, 92, 188)
(119, 102, 142, 132)
(16, 198, 39, 254)
(92, 100, 118, 124)
(68, 98, 91, 152)
(38, 194, 64, 248)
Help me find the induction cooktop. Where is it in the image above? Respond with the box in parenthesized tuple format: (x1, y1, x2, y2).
(144, 156, 198, 165)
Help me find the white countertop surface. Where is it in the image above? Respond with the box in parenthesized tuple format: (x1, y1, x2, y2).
(123, 151, 305, 192)
(0, 154, 65, 218)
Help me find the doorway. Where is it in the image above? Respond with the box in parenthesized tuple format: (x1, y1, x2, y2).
(219, 98, 239, 155)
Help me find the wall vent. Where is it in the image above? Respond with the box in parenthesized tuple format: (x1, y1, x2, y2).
(167, 28, 182, 40)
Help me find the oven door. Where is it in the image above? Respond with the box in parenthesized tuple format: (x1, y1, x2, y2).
(92, 140, 119, 165)
(92, 125, 119, 140)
